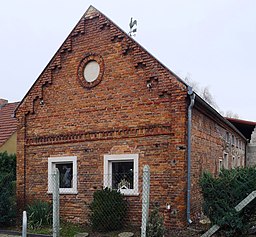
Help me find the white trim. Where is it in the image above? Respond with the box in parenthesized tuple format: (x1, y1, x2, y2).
(223, 152, 228, 169)
(104, 154, 139, 196)
(232, 156, 236, 168)
(218, 158, 223, 173)
(48, 156, 78, 194)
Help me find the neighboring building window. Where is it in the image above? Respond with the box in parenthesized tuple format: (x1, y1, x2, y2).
(219, 159, 224, 173)
(223, 153, 228, 169)
(232, 135, 235, 146)
(237, 157, 241, 167)
(232, 156, 236, 168)
(241, 156, 245, 167)
(104, 154, 139, 195)
(48, 156, 78, 194)
(226, 132, 230, 143)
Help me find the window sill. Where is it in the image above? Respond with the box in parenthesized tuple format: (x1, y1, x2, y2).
(122, 192, 140, 197)
(47, 190, 78, 195)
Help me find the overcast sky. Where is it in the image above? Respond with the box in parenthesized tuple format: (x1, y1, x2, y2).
(0, 0, 255, 121)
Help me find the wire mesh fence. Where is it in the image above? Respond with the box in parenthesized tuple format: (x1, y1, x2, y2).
(27, 166, 170, 235)
(45, 167, 152, 235)
(26, 164, 256, 236)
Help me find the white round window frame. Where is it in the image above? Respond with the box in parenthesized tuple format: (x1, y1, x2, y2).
(77, 54, 104, 89)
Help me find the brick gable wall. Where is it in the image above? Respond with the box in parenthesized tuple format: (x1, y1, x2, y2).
(16, 7, 189, 229)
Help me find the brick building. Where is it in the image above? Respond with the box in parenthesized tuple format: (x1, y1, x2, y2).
(15, 6, 246, 230)
(227, 117, 256, 167)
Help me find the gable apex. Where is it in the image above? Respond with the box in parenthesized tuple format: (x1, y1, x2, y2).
(84, 5, 100, 19)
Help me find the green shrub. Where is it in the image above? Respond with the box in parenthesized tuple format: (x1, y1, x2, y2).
(0, 152, 16, 226)
(146, 207, 165, 237)
(27, 200, 52, 229)
(89, 188, 127, 232)
(200, 167, 256, 236)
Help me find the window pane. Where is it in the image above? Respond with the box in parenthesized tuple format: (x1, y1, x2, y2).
(56, 163, 73, 188)
(112, 162, 134, 190)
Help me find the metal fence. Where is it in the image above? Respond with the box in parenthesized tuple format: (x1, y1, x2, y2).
(45, 165, 159, 236)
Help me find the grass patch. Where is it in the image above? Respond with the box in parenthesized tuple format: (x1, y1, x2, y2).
(28, 221, 85, 237)
(60, 222, 85, 237)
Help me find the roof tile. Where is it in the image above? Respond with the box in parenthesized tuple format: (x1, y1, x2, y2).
(0, 102, 19, 146)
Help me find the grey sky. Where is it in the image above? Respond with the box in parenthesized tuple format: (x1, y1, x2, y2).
(0, 0, 255, 120)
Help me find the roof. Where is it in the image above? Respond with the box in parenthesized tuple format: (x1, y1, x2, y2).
(194, 95, 247, 140)
(226, 117, 256, 140)
(0, 102, 19, 146)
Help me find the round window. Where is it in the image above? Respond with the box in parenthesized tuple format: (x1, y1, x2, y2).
(77, 54, 104, 89)
(83, 60, 100, 83)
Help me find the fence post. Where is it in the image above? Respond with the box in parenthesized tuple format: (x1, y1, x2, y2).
(52, 168, 60, 237)
(22, 211, 27, 237)
(141, 165, 150, 237)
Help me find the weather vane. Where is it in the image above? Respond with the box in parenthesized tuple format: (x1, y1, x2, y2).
(129, 17, 137, 37)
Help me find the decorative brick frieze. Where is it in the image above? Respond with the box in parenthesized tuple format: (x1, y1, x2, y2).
(50, 54, 62, 70)
(60, 38, 72, 53)
(25, 124, 172, 146)
(72, 17, 86, 36)
(99, 15, 110, 30)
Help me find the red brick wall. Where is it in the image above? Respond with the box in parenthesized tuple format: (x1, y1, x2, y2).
(16, 7, 189, 230)
(190, 107, 246, 222)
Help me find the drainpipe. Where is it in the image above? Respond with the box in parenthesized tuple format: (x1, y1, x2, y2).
(187, 86, 195, 224)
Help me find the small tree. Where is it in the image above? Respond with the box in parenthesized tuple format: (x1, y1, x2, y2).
(89, 188, 127, 232)
(200, 167, 256, 236)
(146, 207, 165, 237)
(0, 152, 16, 226)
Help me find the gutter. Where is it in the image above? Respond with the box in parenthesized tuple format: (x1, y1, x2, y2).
(187, 86, 195, 224)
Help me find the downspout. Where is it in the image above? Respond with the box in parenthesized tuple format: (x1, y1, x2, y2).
(187, 86, 195, 224)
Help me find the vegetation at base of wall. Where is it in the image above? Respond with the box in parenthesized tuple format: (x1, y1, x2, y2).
(200, 167, 256, 237)
(0, 152, 16, 226)
(28, 221, 85, 237)
(89, 188, 127, 232)
(146, 207, 165, 237)
(27, 200, 52, 229)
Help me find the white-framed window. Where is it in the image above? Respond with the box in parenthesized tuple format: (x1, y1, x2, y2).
(104, 154, 139, 196)
(48, 156, 78, 194)
(219, 159, 224, 173)
(237, 156, 241, 167)
(232, 135, 235, 146)
(232, 156, 236, 168)
(226, 132, 230, 144)
(223, 153, 228, 169)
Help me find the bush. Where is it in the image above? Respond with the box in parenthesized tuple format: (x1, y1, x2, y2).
(89, 188, 127, 232)
(27, 200, 52, 229)
(0, 152, 16, 226)
(146, 207, 165, 237)
(200, 167, 256, 236)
